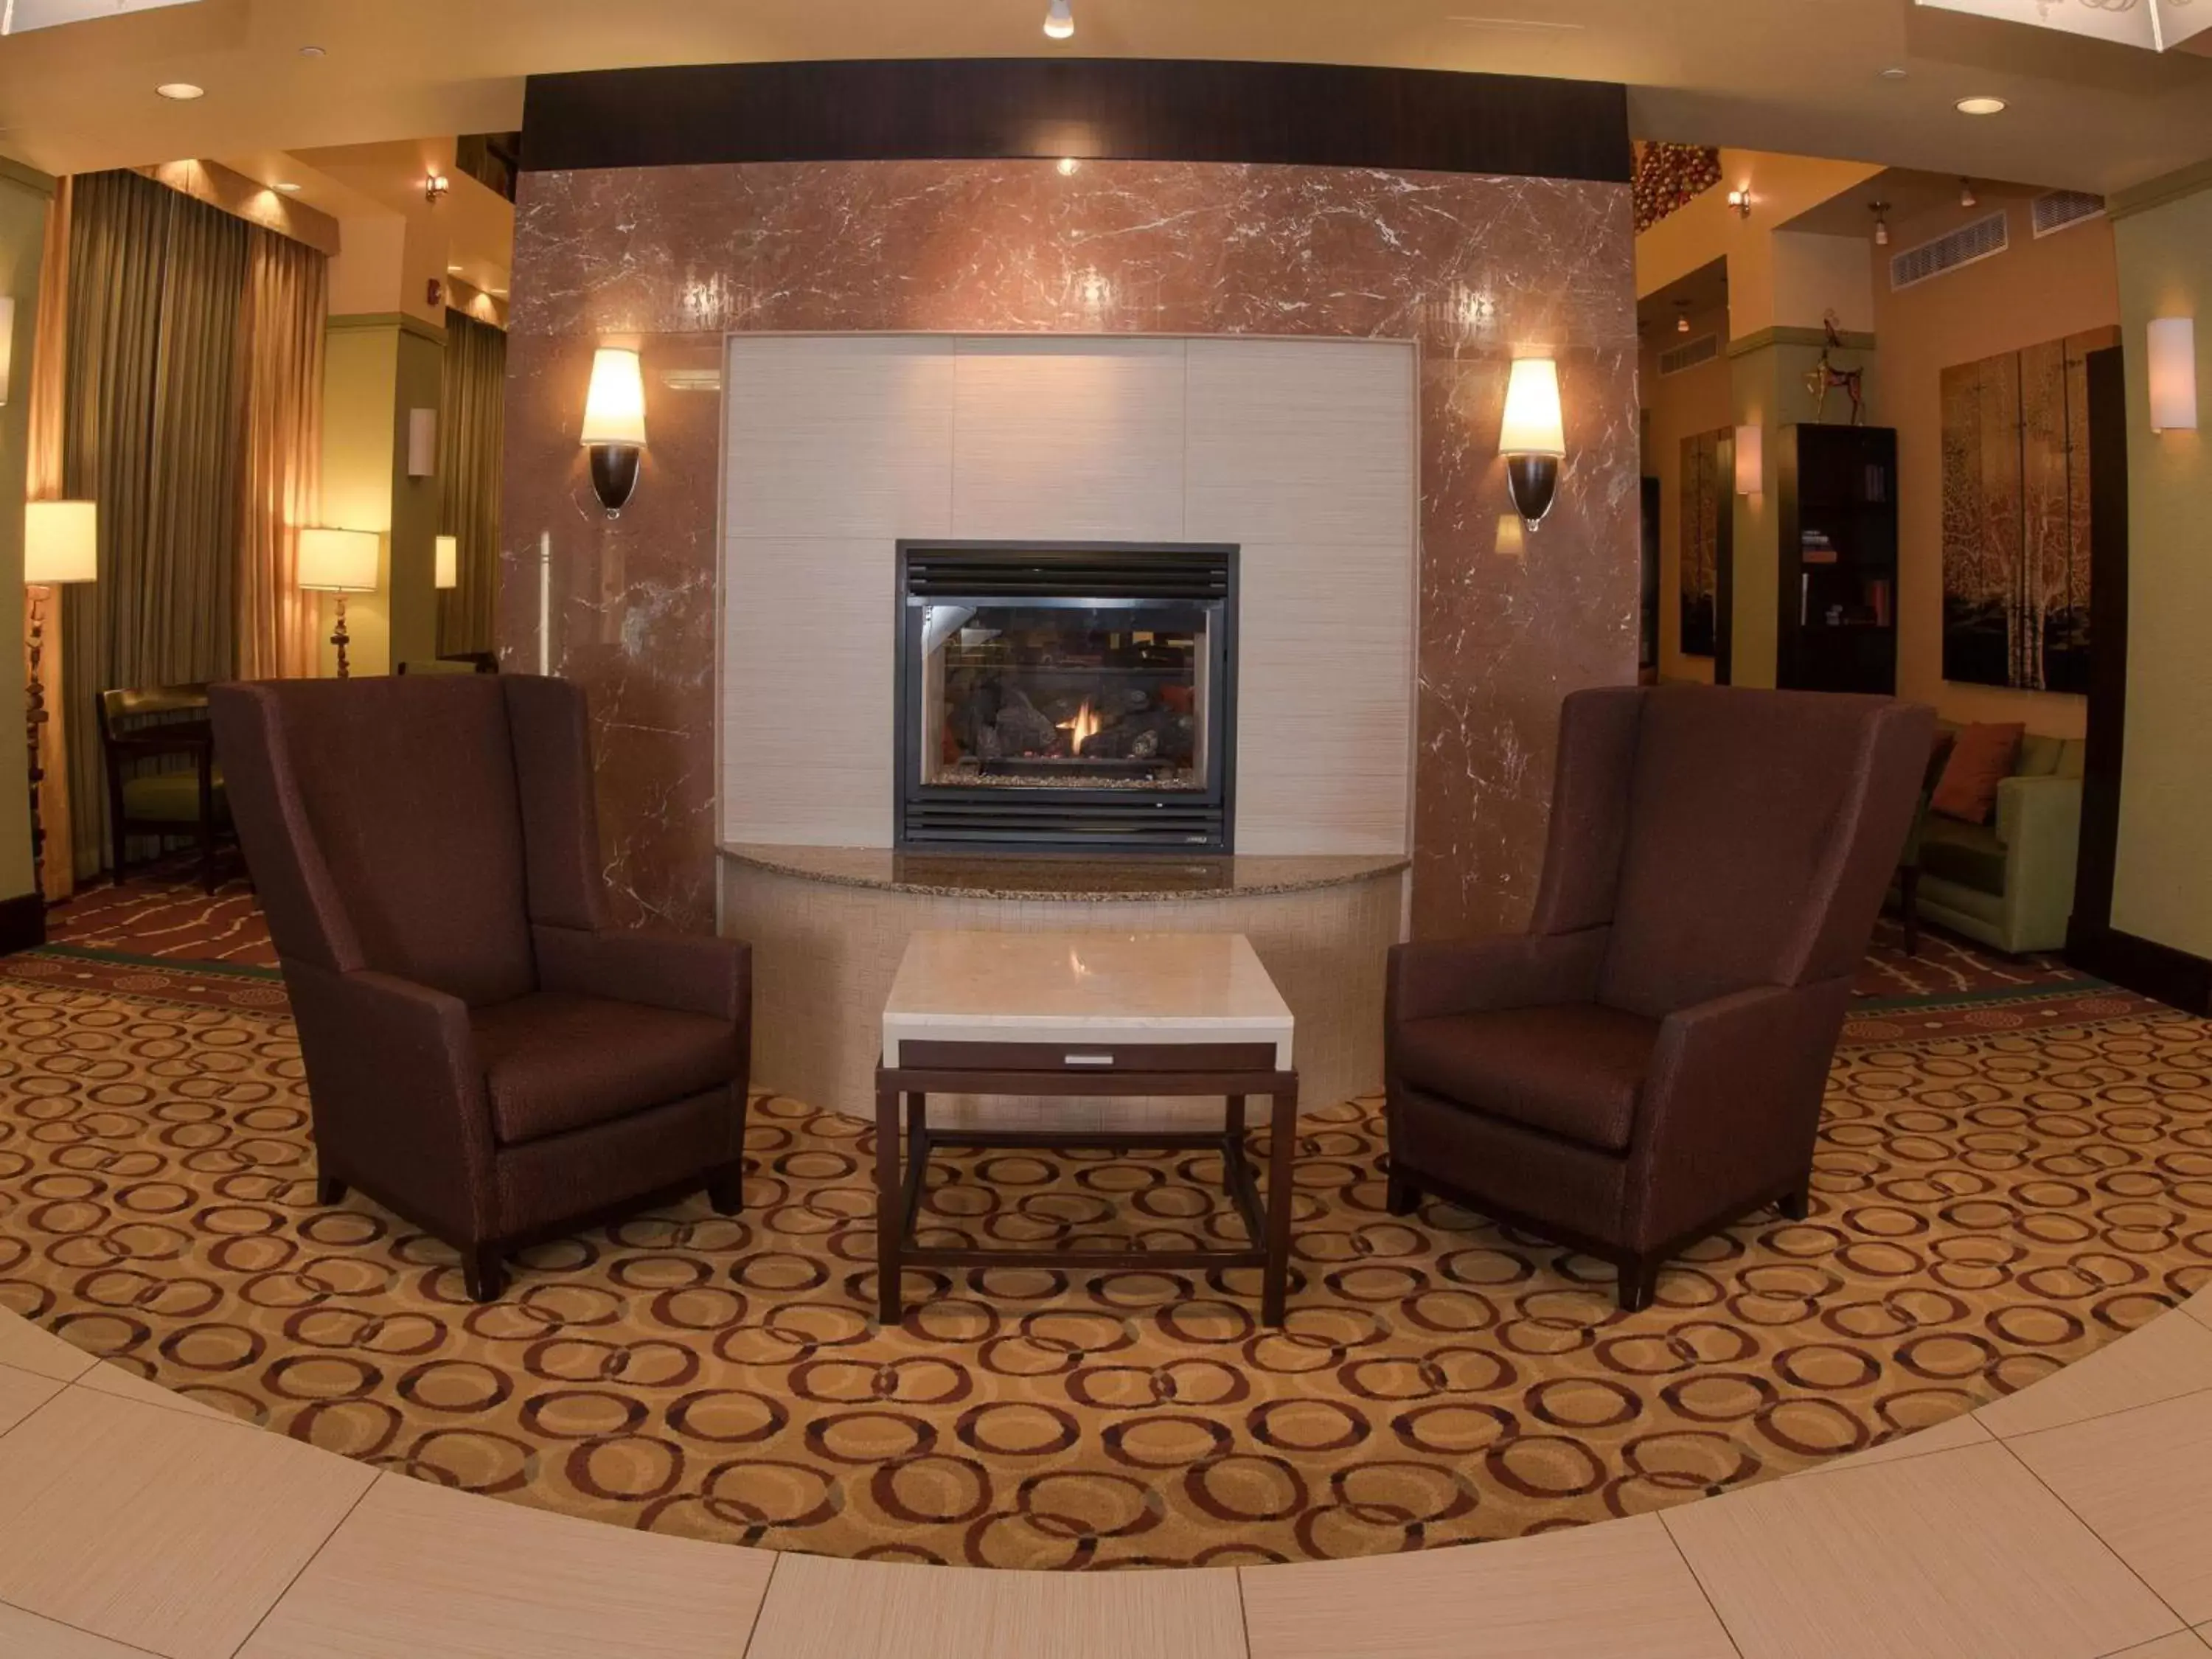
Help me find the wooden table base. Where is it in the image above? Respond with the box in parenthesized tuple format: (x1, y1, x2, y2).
(874, 1047, 1300, 1327)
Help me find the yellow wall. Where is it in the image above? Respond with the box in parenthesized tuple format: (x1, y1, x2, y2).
(1873, 195, 2117, 739)
(1641, 302, 1731, 684)
(0, 162, 51, 908)
(2110, 173, 2212, 959)
(1638, 150, 1883, 326)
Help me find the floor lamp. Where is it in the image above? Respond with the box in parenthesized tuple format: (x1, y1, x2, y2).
(298, 528, 381, 679)
(24, 501, 97, 900)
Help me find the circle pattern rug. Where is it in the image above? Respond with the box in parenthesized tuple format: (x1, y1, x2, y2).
(1, 973, 2209, 1569)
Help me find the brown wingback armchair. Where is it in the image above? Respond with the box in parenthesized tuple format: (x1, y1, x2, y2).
(210, 674, 751, 1301)
(1385, 686, 1931, 1312)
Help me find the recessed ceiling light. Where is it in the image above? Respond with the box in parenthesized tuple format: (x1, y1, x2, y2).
(275, 182, 301, 193)
(1879, 66, 1909, 80)
(1057, 157, 1079, 176)
(299, 44, 325, 57)
(1043, 0, 1073, 39)
(1956, 95, 2008, 115)
(156, 82, 205, 100)
(448, 263, 464, 274)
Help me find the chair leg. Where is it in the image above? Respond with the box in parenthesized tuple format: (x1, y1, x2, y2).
(462, 1245, 507, 1303)
(315, 1174, 347, 1206)
(706, 1160, 746, 1217)
(1385, 1172, 1420, 1216)
(1777, 1180, 1811, 1222)
(1618, 1256, 1659, 1314)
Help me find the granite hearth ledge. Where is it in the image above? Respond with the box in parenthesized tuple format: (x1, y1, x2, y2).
(718, 843, 1409, 902)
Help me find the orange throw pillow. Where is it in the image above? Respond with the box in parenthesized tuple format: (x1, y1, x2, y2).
(1930, 722, 2024, 824)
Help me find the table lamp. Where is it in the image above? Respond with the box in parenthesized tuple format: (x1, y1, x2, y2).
(298, 527, 380, 678)
(24, 500, 97, 897)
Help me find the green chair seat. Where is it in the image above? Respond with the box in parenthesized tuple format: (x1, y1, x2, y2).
(121, 768, 229, 825)
(1919, 815, 2006, 897)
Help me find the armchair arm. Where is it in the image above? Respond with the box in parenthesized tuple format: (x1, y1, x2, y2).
(532, 925, 752, 1026)
(282, 959, 497, 1242)
(1386, 928, 1607, 1026)
(1993, 775, 2081, 951)
(1627, 976, 1852, 1251)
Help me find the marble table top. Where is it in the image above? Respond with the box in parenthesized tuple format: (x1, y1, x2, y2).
(881, 931, 1294, 1068)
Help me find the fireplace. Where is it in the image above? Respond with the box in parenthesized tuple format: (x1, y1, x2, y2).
(894, 542, 1238, 851)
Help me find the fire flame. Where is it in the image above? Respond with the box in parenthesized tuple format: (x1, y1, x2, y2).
(1060, 699, 1101, 751)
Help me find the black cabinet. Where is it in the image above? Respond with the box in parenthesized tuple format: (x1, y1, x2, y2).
(1777, 424, 1897, 695)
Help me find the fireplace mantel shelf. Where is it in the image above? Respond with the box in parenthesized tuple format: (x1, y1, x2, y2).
(718, 843, 1407, 902)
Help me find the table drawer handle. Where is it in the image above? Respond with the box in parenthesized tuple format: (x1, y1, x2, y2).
(1064, 1053, 1116, 1067)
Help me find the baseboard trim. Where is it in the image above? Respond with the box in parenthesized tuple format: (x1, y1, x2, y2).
(0, 890, 46, 956)
(2065, 919, 2212, 1015)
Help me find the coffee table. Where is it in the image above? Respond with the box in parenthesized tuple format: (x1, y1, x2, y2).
(875, 930, 1300, 1326)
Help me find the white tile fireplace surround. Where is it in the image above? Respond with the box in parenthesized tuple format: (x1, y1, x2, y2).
(718, 333, 1418, 856)
(717, 333, 1418, 1125)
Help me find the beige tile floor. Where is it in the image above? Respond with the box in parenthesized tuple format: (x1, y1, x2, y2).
(4, 1304, 2212, 1658)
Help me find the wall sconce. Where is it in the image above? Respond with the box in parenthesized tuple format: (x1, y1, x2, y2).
(582, 347, 648, 514)
(1734, 425, 1764, 495)
(0, 296, 15, 406)
(434, 534, 459, 591)
(423, 171, 450, 204)
(298, 527, 381, 679)
(1500, 358, 1567, 531)
(1727, 186, 1752, 219)
(1871, 201, 1891, 247)
(407, 408, 437, 477)
(2149, 316, 2197, 433)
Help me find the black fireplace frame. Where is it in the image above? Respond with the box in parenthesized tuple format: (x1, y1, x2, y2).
(893, 540, 1239, 853)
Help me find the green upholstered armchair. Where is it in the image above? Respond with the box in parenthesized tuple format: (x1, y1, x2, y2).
(96, 684, 232, 893)
(1906, 727, 2084, 956)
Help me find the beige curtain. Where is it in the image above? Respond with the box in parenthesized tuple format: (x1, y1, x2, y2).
(60, 170, 250, 880)
(437, 307, 505, 655)
(25, 179, 72, 900)
(235, 229, 327, 679)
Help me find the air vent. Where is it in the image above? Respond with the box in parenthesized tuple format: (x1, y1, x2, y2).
(2033, 189, 2107, 238)
(1658, 333, 1721, 377)
(1890, 212, 2010, 291)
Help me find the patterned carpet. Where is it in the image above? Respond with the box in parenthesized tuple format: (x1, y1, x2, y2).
(0, 951, 2205, 1570)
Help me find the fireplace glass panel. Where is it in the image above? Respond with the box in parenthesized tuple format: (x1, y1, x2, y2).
(919, 600, 1211, 791)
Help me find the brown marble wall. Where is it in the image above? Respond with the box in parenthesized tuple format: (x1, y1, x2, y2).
(499, 161, 1638, 936)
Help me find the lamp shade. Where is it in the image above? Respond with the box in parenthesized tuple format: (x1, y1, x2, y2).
(434, 533, 459, 590)
(1499, 358, 1566, 456)
(2149, 316, 2197, 433)
(581, 347, 648, 448)
(24, 500, 97, 585)
(297, 527, 380, 593)
(1734, 424, 1764, 495)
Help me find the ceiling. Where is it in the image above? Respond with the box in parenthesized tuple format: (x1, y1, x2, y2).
(1776, 165, 2047, 237)
(1636, 257, 1731, 338)
(0, 0, 2207, 195)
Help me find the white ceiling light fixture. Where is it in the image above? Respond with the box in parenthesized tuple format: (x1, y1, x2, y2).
(1959, 178, 1978, 208)
(155, 81, 204, 100)
(1879, 66, 1910, 79)
(1871, 201, 1891, 246)
(1043, 0, 1073, 39)
(299, 44, 324, 57)
(1956, 95, 2008, 116)
(1916, 0, 2212, 53)
(274, 181, 300, 193)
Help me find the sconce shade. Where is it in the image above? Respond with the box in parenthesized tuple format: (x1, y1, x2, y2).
(581, 348, 649, 448)
(2149, 317, 2198, 433)
(0, 295, 15, 407)
(297, 527, 381, 593)
(1734, 425, 1764, 495)
(434, 534, 459, 590)
(24, 500, 97, 585)
(1499, 358, 1566, 456)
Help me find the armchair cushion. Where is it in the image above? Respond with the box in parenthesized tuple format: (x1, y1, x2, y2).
(1919, 816, 2007, 897)
(472, 992, 742, 1147)
(120, 769, 229, 824)
(1393, 1002, 1658, 1153)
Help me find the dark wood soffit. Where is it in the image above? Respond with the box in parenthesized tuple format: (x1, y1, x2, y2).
(519, 58, 1632, 184)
